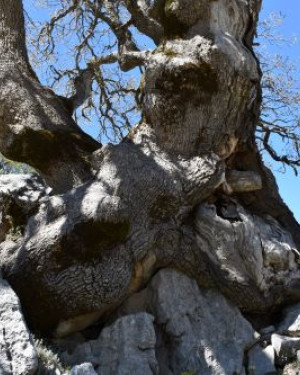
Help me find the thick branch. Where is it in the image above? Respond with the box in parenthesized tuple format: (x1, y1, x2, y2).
(124, 0, 163, 45)
(91, 50, 149, 71)
(0, 0, 101, 193)
(0, 0, 28, 64)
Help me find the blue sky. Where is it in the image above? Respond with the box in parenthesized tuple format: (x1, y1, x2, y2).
(23, 0, 300, 222)
(259, 1, 300, 222)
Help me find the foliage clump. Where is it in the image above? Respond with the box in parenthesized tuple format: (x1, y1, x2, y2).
(33, 338, 70, 375)
(0, 153, 35, 175)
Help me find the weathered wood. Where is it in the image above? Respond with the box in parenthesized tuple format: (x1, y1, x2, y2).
(0, 0, 299, 340)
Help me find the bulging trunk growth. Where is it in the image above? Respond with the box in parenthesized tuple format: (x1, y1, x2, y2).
(0, 1, 300, 372)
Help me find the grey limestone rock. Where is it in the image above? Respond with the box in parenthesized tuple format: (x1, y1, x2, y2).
(279, 303, 300, 336)
(282, 361, 300, 375)
(63, 269, 255, 375)
(247, 345, 276, 375)
(0, 173, 49, 211)
(0, 276, 38, 375)
(147, 269, 255, 375)
(271, 333, 300, 366)
(0, 173, 49, 243)
(63, 312, 158, 375)
(70, 362, 97, 375)
(95, 313, 158, 375)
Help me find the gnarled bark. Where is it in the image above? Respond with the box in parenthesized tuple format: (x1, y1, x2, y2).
(0, 0, 299, 345)
(0, 1, 100, 193)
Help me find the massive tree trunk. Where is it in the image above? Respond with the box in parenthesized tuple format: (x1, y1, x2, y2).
(1, 0, 300, 370)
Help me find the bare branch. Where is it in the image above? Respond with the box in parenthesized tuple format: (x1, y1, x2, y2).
(123, 0, 163, 44)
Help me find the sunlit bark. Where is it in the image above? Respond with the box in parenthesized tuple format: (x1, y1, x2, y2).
(0, 0, 300, 340)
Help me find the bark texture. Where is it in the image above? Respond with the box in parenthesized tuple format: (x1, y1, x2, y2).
(0, 0, 299, 358)
(0, 1, 100, 193)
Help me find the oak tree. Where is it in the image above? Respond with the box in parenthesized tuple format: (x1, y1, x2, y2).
(1, 0, 300, 356)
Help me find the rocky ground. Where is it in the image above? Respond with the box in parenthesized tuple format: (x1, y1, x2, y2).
(3, 263, 300, 374)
